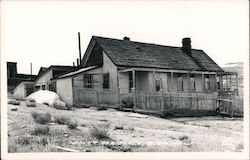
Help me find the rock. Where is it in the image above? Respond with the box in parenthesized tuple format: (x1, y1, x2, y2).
(64, 134, 68, 137)
(11, 107, 18, 111)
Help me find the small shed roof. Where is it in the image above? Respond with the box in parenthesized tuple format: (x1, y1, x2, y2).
(55, 66, 98, 79)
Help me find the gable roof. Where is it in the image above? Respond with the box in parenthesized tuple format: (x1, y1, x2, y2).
(36, 65, 77, 80)
(82, 36, 223, 72)
(38, 67, 48, 76)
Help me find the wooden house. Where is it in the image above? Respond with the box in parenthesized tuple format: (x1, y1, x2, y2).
(7, 62, 37, 92)
(55, 36, 240, 116)
(13, 81, 34, 100)
(35, 65, 76, 92)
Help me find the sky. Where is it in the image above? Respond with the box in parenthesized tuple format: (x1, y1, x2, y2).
(1, 0, 249, 75)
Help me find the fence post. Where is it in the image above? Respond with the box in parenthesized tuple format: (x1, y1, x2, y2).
(96, 91, 99, 104)
(117, 88, 120, 104)
(131, 88, 136, 110)
(160, 90, 165, 116)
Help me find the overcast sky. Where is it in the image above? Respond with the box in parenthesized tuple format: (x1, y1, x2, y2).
(1, 0, 248, 75)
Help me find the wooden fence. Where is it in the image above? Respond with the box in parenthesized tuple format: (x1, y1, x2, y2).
(73, 89, 119, 106)
(120, 92, 218, 116)
(72, 89, 243, 116)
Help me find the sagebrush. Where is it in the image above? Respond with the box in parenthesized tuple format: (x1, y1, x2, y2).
(31, 125, 50, 135)
(54, 115, 71, 125)
(67, 120, 78, 129)
(89, 124, 110, 140)
(31, 112, 51, 124)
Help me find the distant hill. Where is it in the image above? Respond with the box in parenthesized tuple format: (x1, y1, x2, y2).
(222, 62, 243, 96)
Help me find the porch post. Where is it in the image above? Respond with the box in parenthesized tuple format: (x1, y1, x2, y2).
(226, 74, 228, 90)
(215, 74, 218, 91)
(171, 72, 174, 92)
(229, 74, 232, 87)
(131, 69, 136, 109)
(132, 69, 136, 90)
(153, 71, 156, 92)
(202, 73, 205, 92)
(219, 75, 223, 91)
(236, 74, 239, 96)
(187, 73, 190, 92)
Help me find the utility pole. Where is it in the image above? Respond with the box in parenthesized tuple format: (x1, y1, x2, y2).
(78, 32, 82, 66)
(30, 63, 33, 75)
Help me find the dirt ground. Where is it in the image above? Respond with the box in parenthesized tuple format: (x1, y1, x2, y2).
(7, 99, 244, 152)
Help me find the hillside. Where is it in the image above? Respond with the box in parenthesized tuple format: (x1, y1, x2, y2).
(222, 62, 243, 96)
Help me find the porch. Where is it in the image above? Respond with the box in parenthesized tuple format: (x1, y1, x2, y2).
(118, 67, 242, 116)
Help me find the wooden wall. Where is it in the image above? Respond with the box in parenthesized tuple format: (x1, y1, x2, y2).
(136, 71, 150, 92)
(13, 82, 34, 99)
(71, 52, 120, 106)
(102, 51, 118, 90)
(56, 78, 73, 106)
(119, 72, 129, 94)
(35, 70, 53, 90)
(13, 83, 25, 99)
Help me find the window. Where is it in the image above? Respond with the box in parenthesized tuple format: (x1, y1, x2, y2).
(103, 73, 109, 89)
(48, 83, 52, 91)
(84, 74, 93, 88)
(189, 74, 196, 90)
(42, 85, 46, 90)
(156, 79, 162, 92)
(205, 75, 210, 90)
(35, 86, 40, 91)
(129, 71, 133, 90)
(177, 74, 183, 91)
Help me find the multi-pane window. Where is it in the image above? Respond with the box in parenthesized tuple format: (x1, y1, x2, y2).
(129, 71, 133, 90)
(177, 74, 183, 91)
(84, 74, 94, 88)
(189, 74, 196, 90)
(205, 75, 210, 90)
(103, 73, 110, 89)
(156, 79, 162, 92)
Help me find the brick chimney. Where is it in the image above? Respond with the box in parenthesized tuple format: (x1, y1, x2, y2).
(182, 37, 191, 55)
(123, 36, 130, 41)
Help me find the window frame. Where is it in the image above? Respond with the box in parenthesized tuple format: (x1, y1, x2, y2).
(103, 73, 110, 89)
(155, 78, 162, 92)
(83, 74, 94, 89)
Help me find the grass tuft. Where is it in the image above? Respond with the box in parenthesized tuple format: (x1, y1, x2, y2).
(67, 120, 78, 129)
(54, 115, 71, 125)
(8, 100, 21, 105)
(89, 123, 110, 140)
(31, 125, 50, 135)
(31, 112, 51, 124)
(26, 101, 36, 107)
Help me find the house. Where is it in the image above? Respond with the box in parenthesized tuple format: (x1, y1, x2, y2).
(35, 65, 77, 91)
(13, 81, 34, 100)
(7, 62, 37, 93)
(55, 36, 239, 116)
